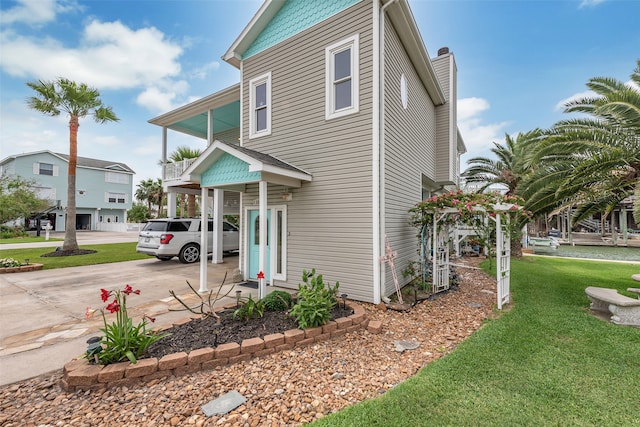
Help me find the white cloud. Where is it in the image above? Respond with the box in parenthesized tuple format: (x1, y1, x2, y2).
(136, 79, 189, 112)
(190, 61, 221, 80)
(0, 0, 57, 26)
(579, 0, 607, 9)
(457, 97, 509, 165)
(0, 20, 183, 90)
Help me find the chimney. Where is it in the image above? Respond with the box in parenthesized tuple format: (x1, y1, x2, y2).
(437, 47, 449, 56)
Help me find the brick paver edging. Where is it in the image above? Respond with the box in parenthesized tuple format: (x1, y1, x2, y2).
(61, 302, 383, 391)
(0, 263, 44, 274)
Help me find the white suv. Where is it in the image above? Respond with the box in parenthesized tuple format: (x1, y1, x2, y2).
(136, 218, 239, 263)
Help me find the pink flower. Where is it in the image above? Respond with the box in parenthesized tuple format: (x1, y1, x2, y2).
(85, 307, 97, 320)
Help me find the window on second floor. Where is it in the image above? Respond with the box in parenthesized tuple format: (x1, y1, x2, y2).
(249, 72, 272, 138)
(33, 162, 57, 176)
(105, 171, 129, 184)
(325, 34, 359, 120)
(106, 192, 126, 204)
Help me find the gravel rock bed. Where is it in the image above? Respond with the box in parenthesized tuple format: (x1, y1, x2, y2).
(0, 258, 497, 426)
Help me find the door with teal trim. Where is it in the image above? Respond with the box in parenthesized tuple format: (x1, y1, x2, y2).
(248, 209, 270, 280)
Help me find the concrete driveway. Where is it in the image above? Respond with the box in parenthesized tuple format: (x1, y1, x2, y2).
(0, 247, 250, 386)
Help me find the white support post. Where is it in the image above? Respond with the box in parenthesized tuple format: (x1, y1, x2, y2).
(212, 189, 224, 264)
(259, 181, 268, 299)
(198, 186, 209, 293)
(167, 190, 177, 218)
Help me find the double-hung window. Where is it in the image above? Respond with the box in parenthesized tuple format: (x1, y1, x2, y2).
(106, 192, 126, 203)
(249, 72, 272, 138)
(325, 34, 359, 120)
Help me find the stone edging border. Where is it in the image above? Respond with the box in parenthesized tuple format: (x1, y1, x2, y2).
(0, 264, 44, 274)
(61, 302, 383, 391)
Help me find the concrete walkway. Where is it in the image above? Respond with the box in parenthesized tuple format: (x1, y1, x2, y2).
(0, 232, 256, 386)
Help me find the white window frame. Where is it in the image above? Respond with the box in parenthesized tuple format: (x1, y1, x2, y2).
(105, 171, 129, 184)
(325, 34, 359, 120)
(271, 205, 287, 281)
(106, 192, 127, 204)
(249, 72, 272, 139)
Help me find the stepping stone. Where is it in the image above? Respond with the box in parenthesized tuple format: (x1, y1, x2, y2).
(632, 274, 640, 282)
(201, 390, 246, 417)
(393, 340, 420, 352)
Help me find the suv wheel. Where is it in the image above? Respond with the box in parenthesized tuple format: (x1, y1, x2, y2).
(179, 243, 200, 264)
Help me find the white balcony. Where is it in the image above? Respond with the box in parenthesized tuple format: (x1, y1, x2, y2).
(163, 158, 197, 181)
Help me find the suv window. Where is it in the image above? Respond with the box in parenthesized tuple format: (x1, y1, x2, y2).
(168, 221, 190, 232)
(143, 222, 168, 232)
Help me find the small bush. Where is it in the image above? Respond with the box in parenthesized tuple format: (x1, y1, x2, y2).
(233, 294, 265, 321)
(289, 268, 339, 329)
(0, 225, 27, 239)
(263, 290, 293, 312)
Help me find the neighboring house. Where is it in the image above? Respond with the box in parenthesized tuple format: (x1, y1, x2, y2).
(149, 0, 466, 303)
(0, 151, 134, 232)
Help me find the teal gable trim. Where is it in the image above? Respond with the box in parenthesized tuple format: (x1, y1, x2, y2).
(201, 153, 261, 187)
(243, 0, 360, 59)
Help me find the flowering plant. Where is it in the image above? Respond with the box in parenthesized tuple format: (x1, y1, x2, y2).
(1, 258, 22, 268)
(86, 284, 168, 365)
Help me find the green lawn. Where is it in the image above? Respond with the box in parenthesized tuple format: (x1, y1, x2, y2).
(312, 257, 640, 426)
(0, 242, 148, 269)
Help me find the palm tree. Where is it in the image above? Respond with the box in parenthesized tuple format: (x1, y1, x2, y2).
(524, 60, 640, 225)
(26, 78, 118, 251)
(135, 179, 155, 214)
(167, 146, 202, 217)
(464, 129, 541, 195)
(136, 178, 165, 218)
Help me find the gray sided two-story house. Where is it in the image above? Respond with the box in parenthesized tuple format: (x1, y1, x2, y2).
(150, 0, 465, 303)
(0, 151, 134, 232)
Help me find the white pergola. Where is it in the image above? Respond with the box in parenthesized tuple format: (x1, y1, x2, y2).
(423, 203, 518, 310)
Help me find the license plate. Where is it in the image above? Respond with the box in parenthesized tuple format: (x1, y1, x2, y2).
(144, 237, 150, 243)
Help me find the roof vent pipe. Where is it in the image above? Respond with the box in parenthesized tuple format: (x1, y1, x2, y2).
(437, 47, 449, 56)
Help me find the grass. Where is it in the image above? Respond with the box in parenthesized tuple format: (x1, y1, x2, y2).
(0, 242, 148, 269)
(312, 257, 640, 426)
(0, 236, 63, 244)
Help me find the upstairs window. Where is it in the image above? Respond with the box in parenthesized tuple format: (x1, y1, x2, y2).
(325, 34, 359, 120)
(249, 72, 272, 138)
(105, 171, 129, 184)
(34, 162, 57, 176)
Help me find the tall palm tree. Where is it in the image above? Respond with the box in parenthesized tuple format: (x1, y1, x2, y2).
(168, 146, 201, 217)
(524, 60, 640, 224)
(26, 78, 118, 251)
(464, 129, 542, 195)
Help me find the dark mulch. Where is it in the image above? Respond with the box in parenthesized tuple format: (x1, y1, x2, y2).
(41, 249, 97, 257)
(144, 305, 354, 359)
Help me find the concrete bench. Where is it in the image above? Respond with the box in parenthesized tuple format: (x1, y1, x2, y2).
(632, 274, 640, 283)
(585, 286, 640, 326)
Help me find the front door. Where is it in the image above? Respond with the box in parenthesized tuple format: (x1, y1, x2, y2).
(248, 209, 270, 280)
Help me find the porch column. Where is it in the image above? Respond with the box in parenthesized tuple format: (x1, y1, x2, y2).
(167, 190, 177, 217)
(259, 180, 267, 299)
(161, 127, 167, 180)
(212, 188, 224, 264)
(621, 208, 628, 245)
(198, 186, 209, 293)
(208, 109, 214, 146)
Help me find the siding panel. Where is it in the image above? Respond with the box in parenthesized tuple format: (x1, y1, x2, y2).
(381, 16, 437, 298)
(239, 1, 375, 302)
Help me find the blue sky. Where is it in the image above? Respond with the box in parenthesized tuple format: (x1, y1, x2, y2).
(1, 0, 639, 188)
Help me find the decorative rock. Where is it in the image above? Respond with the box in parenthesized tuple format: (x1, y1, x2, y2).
(393, 340, 420, 352)
(201, 390, 246, 417)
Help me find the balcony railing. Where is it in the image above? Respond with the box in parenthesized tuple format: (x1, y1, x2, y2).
(163, 158, 197, 181)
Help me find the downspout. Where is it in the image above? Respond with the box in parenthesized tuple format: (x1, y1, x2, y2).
(373, 0, 397, 304)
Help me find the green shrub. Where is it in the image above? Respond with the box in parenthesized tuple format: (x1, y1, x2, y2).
(289, 268, 339, 329)
(0, 225, 27, 239)
(262, 290, 293, 312)
(233, 294, 265, 321)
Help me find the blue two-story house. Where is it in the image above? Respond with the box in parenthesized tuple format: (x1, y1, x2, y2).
(0, 150, 135, 231)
